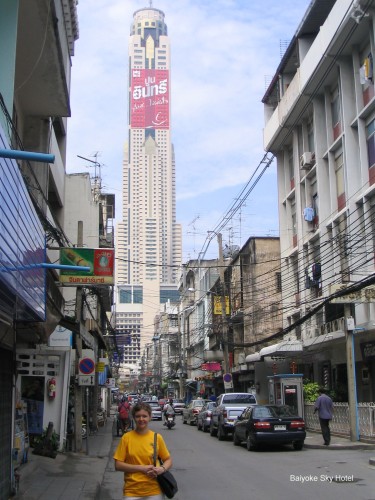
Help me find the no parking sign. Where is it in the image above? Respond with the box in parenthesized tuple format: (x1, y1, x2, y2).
(223, 373, 233, 390)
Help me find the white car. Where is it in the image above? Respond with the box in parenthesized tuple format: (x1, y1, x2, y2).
(149, 402, 162, 420)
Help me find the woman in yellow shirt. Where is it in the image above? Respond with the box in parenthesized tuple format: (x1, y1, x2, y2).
(114, 402, 173, 499)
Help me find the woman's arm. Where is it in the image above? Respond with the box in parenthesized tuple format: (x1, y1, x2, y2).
(157, 456, 173, 475)
(114, 459, 154, 475)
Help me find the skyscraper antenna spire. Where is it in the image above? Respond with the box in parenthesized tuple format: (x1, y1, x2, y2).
(149, 0, 153, 7)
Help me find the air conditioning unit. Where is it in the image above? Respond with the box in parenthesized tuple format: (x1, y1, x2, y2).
(300, 152, 315, 170)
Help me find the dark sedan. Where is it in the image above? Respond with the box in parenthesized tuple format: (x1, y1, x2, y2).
(197, 401, 217, 432)
(233, 405, 306, 451)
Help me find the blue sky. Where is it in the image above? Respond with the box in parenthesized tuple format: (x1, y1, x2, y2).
(66, 0, 311, 261)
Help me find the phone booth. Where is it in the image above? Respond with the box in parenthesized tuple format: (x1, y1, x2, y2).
(267, 374, 304, 417)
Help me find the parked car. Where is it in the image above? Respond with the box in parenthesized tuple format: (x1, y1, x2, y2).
(197, 401, 217, 432)
(149, 402, 163, 420)
(210, 392, 257, 440)
(172, 399, 186, 415)
(182, 399, 210, 425)
(232, 405, 306, 451)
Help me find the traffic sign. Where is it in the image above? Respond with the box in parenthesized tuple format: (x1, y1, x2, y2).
(223, 373, 233, 389)
(78, 375, 95, 386)
(79, 357, 95, 375)
(96, 361, 105, 372)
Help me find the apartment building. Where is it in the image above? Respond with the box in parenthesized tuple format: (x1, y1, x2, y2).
(260, 0, 375, 405)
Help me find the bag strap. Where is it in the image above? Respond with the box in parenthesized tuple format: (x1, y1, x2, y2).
(153, 432, 157, 466)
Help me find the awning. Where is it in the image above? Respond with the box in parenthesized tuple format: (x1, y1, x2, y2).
(304, 330, 345, 348)
(245, 352, 261, 362)
(259, 340, 303, 357)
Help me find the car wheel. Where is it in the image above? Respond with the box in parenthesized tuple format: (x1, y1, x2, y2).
(217, 423, 226, 441)
(246, 434, 257, 451)
(182, 415, 187, 424)
(233, 430, 241, 446)
(210, 422, 217, 437)
(293, 441, 304, 451)
(189, 416, 195, 426)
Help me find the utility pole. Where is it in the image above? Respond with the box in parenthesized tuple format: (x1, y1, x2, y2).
(217, 233, 230, 390)
(344, 306, 359, 441)
(74, 221, 83, 452)
(177, 303, 184, 399)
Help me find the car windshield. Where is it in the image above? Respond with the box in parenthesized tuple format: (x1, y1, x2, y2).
(223, 394, 256, 404)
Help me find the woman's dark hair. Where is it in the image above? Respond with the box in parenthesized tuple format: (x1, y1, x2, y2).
(132, 402, 152, 417)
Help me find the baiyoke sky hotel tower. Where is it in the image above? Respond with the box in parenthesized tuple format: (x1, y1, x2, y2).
(115, 5, 182, 366)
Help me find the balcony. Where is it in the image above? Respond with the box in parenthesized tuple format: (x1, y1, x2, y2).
(15, 1, 78, 118)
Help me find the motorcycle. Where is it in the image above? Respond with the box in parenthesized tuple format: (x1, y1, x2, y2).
(166, 414, 175, 429)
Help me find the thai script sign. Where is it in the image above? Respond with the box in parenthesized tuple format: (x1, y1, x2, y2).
(360, 341, 375, 360)
(130, 69, 169, 129)
(59, 248, 114, 285)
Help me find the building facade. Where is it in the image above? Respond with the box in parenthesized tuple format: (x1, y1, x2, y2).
(115, 7, 182, 366)
(0, 1, 79, 496)
(259, 0, 375, 416)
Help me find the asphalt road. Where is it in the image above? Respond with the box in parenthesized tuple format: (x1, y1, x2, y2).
(99, 417, 375, 500)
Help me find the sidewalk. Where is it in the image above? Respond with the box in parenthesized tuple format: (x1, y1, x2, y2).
(304, 431, 375, 450)
(13, 415, 116, 500)
(12, 423, 375, 499)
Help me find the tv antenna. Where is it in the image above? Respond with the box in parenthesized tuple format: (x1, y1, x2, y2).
(77, 153, 103, 202)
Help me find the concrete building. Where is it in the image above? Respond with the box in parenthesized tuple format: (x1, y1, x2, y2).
(258, 0, 375, 423)
(115, 6, 182, 366)
(0, 1, 79, 496)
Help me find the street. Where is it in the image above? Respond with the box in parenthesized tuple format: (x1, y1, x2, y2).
(99, 417, 375, 500)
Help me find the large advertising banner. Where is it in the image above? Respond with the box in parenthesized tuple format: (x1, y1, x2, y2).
(130, 69, 169, 129)
(59, 248, 114, 285)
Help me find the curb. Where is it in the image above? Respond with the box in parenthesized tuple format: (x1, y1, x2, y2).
(304, 443, 375, 450)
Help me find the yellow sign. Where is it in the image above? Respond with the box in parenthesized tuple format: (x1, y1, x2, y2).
(213, 296, 230, 315)
(96, 362, 105, 372)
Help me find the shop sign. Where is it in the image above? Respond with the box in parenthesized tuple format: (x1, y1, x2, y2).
(201, 362, 221, 371)
(59, 248, 114, 285)
(360, 341, 375, 360)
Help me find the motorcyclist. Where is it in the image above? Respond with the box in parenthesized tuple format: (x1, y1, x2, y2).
(163, 398, 175, 425)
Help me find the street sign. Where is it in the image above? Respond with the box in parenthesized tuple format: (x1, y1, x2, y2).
(105, 378, 115, 388)
(79, 357, 95, 375)
(223, 372, 233, 389)
(96, 361, 105, 372)
(78, 375, 95, 386)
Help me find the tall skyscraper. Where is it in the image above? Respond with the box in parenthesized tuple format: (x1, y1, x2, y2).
(115, 5, 182, 367)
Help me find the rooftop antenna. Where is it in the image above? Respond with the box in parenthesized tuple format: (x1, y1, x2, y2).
(149, 0, 153, 7)
(77, 152, 102, 202)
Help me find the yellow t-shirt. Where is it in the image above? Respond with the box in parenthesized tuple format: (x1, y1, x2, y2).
(113, 430, 170, 497)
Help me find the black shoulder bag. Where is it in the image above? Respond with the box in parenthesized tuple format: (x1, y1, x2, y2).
(153, 432, 178, 499)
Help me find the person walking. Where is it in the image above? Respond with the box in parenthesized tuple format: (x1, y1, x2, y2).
(314, 387, 333, 445)
(114, 401, 173, 499)
(118, 396, 131, 434)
